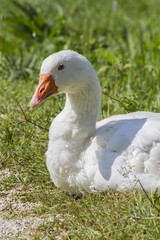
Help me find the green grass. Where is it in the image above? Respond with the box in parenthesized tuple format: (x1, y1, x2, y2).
(1, 0, 160, 239)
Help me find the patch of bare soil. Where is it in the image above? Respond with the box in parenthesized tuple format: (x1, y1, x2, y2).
(0, 169, 47, 239)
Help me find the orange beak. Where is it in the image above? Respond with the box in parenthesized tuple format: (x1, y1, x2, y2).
(30, 73, 58, 108)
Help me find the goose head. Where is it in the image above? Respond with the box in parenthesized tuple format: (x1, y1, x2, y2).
(30, 50, 100, 108)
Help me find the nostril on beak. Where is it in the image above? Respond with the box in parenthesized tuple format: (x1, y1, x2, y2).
(39, 86, 45, 95)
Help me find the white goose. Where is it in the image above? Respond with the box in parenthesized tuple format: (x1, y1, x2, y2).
(30, 50, 160, 194)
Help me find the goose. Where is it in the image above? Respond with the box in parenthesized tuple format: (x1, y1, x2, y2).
(30, 50, 160, 194)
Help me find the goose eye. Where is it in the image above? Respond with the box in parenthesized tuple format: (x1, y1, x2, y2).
(58, 64, 64, 70)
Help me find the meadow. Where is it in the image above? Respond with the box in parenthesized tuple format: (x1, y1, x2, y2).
(1, 0, 160, 239)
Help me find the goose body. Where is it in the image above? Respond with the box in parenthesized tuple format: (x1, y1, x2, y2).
(30, 50, 160, 193)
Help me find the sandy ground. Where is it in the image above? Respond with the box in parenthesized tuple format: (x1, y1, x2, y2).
(0, 169, 45, 239)
(0, 169, 67, 240)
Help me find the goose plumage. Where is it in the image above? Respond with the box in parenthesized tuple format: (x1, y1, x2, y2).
(30, 50, 160, 194)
